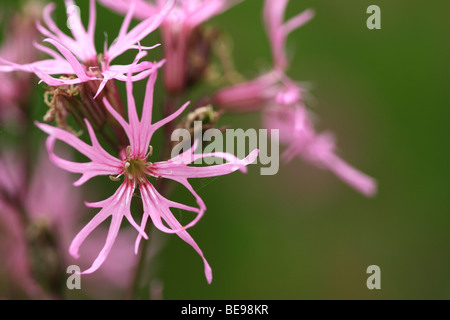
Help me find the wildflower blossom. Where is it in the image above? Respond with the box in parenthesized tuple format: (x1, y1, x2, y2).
(0, 0, 173, 97)
(214, 0, 376, 196)
(36, 71, 259, 282)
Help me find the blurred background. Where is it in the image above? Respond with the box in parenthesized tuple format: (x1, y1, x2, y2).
(0, 0, 449, 299)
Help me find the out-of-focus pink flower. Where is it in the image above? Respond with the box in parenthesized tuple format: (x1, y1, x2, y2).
(0, 202, 45, 299)
(100, 0, 238, 25)
(0, 1, 42, 123)
(0, 148, 79, 259)
(213, 0, 313, 112)
(264, 103, 377, 197)
(0, 0, 172, 97)
(213, 70, 303, 112)
(212, 0, 376, 196)
(36, 70, 259, 283)
(0, 152, 44, 298)
(0, 150, 75, 298)
(99, 0, 241, 93)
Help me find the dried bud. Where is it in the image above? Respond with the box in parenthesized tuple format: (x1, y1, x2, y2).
(180, 105, 221, 132)
(44, 83, 83, 135)
(43, 78, 128, 150)
(171, 105, 226, 151)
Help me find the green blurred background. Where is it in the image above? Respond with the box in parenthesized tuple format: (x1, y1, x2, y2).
(1, 0, 449, 299)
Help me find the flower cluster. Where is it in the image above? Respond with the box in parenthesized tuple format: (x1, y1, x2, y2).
(0, 0, 171, 97)
(0, 0, 376, 298)
(214, 0, 377, 196)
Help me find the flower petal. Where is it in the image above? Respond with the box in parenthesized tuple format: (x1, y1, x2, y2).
(151, 149, 259, 179)
(107, 0, 173, 61)
(43, 39, 91, 82)
(36, 121, 122, 185)
(319, 153, 378, 197)
(162, 203, 212, 284)
(70, 182, 146, 274)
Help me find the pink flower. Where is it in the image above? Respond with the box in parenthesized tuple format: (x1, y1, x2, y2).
(264, 103, 377, 197)
(0, 153, 42, 298)
(213, 70, 303, 112)
(213, 0, 313, 112)
(99, 0, 241, 92)
(0, 203, 44, 298)
(216, 0, 376, 196)
(36, 71, 258, 283)
(0, 0, 172, 97)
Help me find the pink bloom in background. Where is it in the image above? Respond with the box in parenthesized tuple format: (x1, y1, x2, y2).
(0, 0, 172, 97)
(37, 71, 258, 283)
(262, 0, 376, 196)
(0, 203, 43, 298)
(213, 70, 303, 113)
(214, 0, 377, 196)
(213, 0, 313, 111)
(0, 151, 70, 298)
(99, 0, 241, 93)
(0, 153, 40, 298)
(100, 0, 237, 28)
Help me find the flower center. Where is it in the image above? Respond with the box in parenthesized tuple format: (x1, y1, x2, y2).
(110, 146, 153, 183)
(124, 157, 148, 181)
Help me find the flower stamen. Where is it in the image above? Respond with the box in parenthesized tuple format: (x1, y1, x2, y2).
(146, 145, 153, 158)
(109, 173, 123, 181)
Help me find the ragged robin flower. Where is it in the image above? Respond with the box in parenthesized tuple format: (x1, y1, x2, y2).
(213, 0, 376, 196)
(0, 0, 173, 97)
(36, 70, 259, 283)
